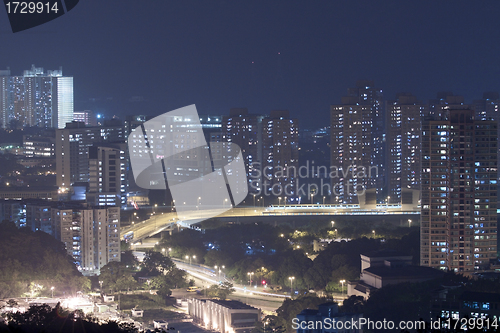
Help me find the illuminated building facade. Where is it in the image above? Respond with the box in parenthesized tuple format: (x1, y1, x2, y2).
(0, 65, 73, 129)
(331, 102, 373, 204)
(188, 298, 260, 333)
(262, 110, 299, 202)
(73, 110, 97, 126)
(420, 107, 498, 272)
(88, 145, 127, 206)
(55, 120, 125, 189)
(387, 93, 425, 204)
(52, 204, 120, 275)
(222, 108, 263, 195)
(331, 81, 384, 204)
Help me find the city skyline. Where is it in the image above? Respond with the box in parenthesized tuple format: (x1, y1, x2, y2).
(1, 1, 500, 129)
(1, 2, 500, 331)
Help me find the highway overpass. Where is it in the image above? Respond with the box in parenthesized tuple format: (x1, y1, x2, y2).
(121, 204, 420, 241)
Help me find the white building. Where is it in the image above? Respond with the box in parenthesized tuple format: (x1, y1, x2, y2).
(188, 298, 260, 333)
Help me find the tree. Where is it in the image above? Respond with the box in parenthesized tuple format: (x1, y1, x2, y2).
(121, 250, 140, 270)
(149, 275, 173, 297)
(275, 296, 328, 333)
(0, 223, 90, 298)
(99, 262, 136, 292)
(6, 303, 138, 332)
(142, 250, 175, 275)
(252, 315, 287, 333)
(218, 282, 235, 299)
(205, 282, 235, 299)
(340, 295, 365, 313)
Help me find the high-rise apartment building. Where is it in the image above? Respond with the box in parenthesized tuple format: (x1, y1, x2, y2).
(222, 108, 263, 195)
(420, 107, 497, 272)
(350, 81, 385, 197)
(331, 81, 384, 204)
(387, 93, 426, 204)
(51, 204, 120, 274)
(88, 145, 127, 206)
(331, 99, 374, 204)
(0, 65, 73, 129)
(474, 92, 500, 207)
(262, 110, 299, 202)
(427, 92, 465, 119)
(55, 120, 125, 190)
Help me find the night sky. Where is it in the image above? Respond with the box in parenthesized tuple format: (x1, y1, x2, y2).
(2, 1, 500, 128)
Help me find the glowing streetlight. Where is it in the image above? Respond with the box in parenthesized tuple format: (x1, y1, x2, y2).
(372, 230, 376, 238)
(247, 272, 254, 286)
(289, 276, 295, 298)
(185, 255, 196, 265)
(340, 279, 345, 296)
(331, 221, 335, 228)
(408, 219, 412, 227)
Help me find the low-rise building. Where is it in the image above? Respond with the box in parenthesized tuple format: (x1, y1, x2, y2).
(348, 251, 444, 299)
(153, 320, 168, 330)
(188, 298, 260, 333)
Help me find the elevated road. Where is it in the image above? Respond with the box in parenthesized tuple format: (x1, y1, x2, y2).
(121, 204, 419, 241)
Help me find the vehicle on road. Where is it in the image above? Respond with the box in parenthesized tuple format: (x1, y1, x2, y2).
(186, 286, 200, 292)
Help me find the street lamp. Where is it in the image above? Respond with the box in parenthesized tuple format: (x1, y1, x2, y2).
(289, 276, 295, 298)
(278, 197, 282, 206)
(323, 196, 326, 205)
(372, 230, 376, 238)
(51, 286, 54, 298)
(331, 221, 335, 228)
(253, 194, 256, 207)
(186, 255, 196, 265)
(247, 272, 254, 286)
(162, 248, 165, 255)
(408, 219, 412, 227)
(340, 279, 345, 296)
(168, 248, 172, 256)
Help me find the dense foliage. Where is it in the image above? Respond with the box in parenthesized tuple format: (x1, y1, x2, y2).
(0, 304, 136, 333)
(0, 220, 90, 298)
(154, 223, 420, 292)
(99, 250, 188, 297)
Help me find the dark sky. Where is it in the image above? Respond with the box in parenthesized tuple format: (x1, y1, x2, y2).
(2, 1, 500, 128)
